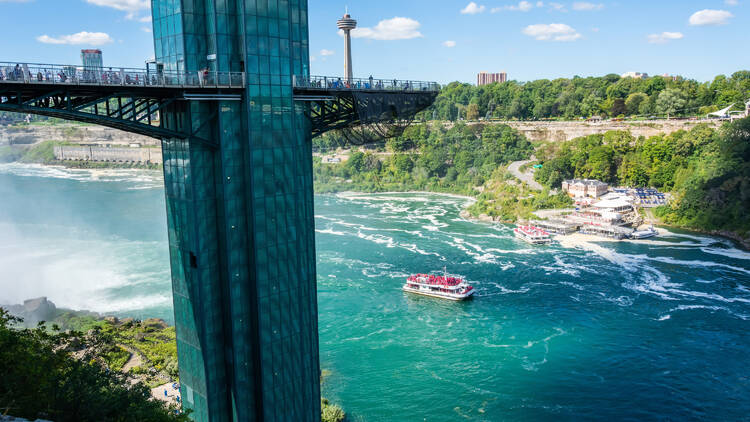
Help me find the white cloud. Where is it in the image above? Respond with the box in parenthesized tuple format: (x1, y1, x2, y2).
(549, 2, 566, 11)
(522, 23, 582, 41)
(572, 2, 604, 11)
(140, 26, 151, 33)
(139, 15, 152, 23)
(725, 0, 739, 5)
(443, 40, 456, 47)
(689, 9, 733, 26)
(647, 31, 684, 44)
(348, 17, 423, 40)
(85, 0, 149, 19)
(492, 1, 535, 12)
(461, 2, 486, 14)
(36, 31, 113, 46)
(319, 49, 335, 56)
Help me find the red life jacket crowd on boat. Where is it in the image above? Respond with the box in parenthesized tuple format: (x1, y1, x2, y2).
(407, 274, 465, 287)
(516, 226, 550, 237)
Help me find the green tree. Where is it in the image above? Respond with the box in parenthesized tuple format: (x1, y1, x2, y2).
(0, 309, 188, 422)
(466, 103, 480, 121)
(655, 88, 687, 119)
(625, 92, 648, 116)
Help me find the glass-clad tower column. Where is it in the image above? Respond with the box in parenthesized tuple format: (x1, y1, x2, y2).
(151, 1, 319, 420)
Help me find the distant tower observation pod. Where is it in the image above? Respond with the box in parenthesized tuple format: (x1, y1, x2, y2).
(337, 9, 357, 82)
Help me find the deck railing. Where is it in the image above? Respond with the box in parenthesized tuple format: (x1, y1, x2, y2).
(0, 62, 245, 88)
(293, 75, 440, 92)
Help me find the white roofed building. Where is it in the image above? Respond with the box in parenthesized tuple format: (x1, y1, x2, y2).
(562, 179, 609, 199)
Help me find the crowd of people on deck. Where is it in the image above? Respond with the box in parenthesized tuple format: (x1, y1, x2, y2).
(407, 274, 464, 287)
(295, 75, 427, 91)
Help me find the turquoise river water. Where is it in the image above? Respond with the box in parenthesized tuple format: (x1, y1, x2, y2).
(1, 163, 749, 421)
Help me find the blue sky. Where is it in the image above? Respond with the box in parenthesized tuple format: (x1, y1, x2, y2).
(0, 0, 747, 83)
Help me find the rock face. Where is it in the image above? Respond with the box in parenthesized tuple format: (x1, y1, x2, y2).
(498, 120, 722, 142)
(0, 124, 157, 147)
(4, 297, 57, 325)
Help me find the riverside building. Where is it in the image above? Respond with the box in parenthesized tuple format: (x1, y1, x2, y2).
(562, 179, 609, 199)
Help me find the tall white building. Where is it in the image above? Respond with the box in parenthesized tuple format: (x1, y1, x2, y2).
(621, 71, 648, 79)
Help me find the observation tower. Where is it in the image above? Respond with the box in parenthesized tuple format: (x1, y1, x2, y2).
(337, 10, 357, 82)
(0, 1, 439, 419)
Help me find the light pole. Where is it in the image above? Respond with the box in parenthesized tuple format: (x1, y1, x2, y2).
(337, 9, 357, 83)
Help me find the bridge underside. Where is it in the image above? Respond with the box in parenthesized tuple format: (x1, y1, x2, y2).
(0, 82, 244, 139)
(1, 81, 436, 142)
(295, 89, 437, 142)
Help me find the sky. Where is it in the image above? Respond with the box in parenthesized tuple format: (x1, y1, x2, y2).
(0, 0, 747, 84)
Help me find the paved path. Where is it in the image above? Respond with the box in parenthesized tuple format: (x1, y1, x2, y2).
(151, 382, 181, 406)
(121, 346, 143, 373)
(508, 158, 544, 191)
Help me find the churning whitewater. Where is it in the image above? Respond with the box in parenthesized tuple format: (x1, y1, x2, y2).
(1, 163, 748, 421)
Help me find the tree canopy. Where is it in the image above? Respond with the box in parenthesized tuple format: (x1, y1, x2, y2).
(424, 72, 750, 120)
(0, 309, 188, 422)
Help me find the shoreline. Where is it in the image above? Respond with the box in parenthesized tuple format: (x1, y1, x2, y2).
(7, 160, 747, 250)
(336, 190, 477, 203)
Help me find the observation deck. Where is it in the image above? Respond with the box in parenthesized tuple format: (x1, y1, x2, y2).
(0, 62, 439, 142)
(293, 76, 439, 141)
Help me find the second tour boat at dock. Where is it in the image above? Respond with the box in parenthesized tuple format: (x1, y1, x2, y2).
(403, 270, 475, 301)
(514, 225, 552, 245)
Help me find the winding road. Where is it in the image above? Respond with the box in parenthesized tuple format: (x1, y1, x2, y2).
(508, 158, 544, 191)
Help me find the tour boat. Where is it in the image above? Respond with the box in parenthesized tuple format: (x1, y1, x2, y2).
(631, 226, 658, 239)
(403, 269, 475, 301)
(514, 225, 552, 245)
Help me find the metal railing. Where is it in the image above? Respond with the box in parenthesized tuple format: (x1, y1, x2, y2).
(293, 75, 440, 92)
(0, 62, 245, 89)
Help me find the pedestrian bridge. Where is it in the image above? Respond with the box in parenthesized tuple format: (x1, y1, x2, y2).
(0, 62, 438, 142)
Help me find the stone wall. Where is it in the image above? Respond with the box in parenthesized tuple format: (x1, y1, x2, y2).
(54, 145, 163, 164)
(496, 119, 723, 142)
(0, 124, 157, 146)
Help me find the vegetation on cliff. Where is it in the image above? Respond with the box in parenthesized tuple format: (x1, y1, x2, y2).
(2, 306, 347, 422)
(533, 118, 750, 241)
(0, 308, 188, 422)
(313, 122, 571, 221)
(426, 71, 750, 120)
(314, 121, 533, 194)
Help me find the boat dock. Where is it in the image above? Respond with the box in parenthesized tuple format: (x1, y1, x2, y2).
(528, 219, 579, 235)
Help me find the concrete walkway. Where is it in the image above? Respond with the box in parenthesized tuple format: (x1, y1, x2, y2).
(151, 382, 181, 407)
(508, 158, 544, 191)
(121, 345, 143, 373)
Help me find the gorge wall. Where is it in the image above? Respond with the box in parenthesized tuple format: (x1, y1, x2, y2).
(0, 124, 157, 146)
(496, 119, 723, 142)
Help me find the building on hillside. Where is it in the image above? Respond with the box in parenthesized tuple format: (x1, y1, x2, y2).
(562, 179, 609, 198)
(621, 71, 648, 79)
(477, 71, 507, 86)
(81, 49, 103, 70)
(660, 73, 680, 81)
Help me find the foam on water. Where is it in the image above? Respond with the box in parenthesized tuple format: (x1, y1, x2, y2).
(0, 162, 163, 189)
(4, 170, 750, 421)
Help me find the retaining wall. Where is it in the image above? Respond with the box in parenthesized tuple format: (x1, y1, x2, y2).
(54, 145, 163, 164)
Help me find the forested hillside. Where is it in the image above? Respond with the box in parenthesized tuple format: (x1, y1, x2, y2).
(426, 71, 750, 121)
(314, 122, 533, 195)
(533, 119, 750, 241)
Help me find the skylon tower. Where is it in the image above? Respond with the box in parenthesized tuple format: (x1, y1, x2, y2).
(337, 11, 357, 82)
